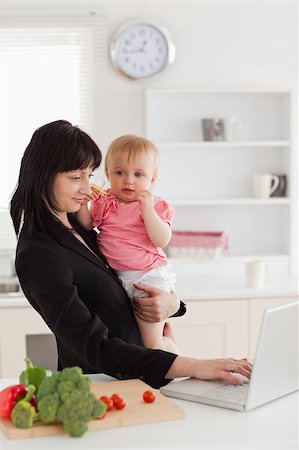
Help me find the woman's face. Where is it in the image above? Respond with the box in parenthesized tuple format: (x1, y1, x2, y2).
(53, 166, 94, 214)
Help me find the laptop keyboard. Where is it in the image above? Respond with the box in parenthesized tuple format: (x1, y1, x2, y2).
(203, 381, 250, 404)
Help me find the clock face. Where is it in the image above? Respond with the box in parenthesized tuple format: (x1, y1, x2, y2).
(111, 22, 175, 79)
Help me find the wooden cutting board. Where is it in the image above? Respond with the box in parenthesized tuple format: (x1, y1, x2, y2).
(0, 379, 185, 439)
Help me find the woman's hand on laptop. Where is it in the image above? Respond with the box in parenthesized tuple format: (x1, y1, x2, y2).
(165, 357, 253, 385)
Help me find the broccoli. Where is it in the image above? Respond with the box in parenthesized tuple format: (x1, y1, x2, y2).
(37, 392, 59, 423)
(63, 419, 88, 438)
(59, 366, 82, 384)
(37, 366, 107, 437)
(11, 385, 37, 429)
(89, 392, 107, 419)
(36, 371, 60, 400)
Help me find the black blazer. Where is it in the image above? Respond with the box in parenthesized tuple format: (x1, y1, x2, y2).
(15, 214, 184, 388)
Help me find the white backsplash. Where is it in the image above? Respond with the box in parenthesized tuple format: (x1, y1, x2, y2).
(0, 209, 16, 277)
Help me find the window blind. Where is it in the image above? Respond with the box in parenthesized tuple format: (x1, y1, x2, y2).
(0, 11, 107, 249)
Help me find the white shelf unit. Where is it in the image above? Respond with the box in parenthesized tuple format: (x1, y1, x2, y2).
(169, 198, 291, 206)
(144, 88, 297, 273)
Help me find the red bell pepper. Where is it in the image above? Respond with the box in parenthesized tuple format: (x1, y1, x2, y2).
(0, 384, 30, 419)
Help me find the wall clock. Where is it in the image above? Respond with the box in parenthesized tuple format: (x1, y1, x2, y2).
(110, 21, 176, 79)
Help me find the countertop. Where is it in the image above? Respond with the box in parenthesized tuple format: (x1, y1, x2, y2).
(0, 374, 297, 449)
(176, 272, 298, 300)
(0, 273, 298, 308)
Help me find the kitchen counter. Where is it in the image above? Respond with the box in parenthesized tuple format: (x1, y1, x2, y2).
(0, 374, 297, 449)
(176, 272, 298, 300)
(0, 273, 297, 308)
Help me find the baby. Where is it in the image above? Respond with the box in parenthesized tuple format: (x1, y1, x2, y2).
(76, 135, 178, 353)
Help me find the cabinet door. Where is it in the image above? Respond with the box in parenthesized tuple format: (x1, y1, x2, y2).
(169, 299, 248, 359)
(248, 296, 298, 359)
(0, 307, 54, 377)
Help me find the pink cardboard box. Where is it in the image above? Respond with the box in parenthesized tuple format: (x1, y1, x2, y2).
(167, 231, 228, 259)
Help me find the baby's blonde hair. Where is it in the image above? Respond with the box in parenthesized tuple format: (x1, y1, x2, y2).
(105, 135, 159, 178)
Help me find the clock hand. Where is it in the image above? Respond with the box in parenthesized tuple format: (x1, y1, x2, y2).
(127, 40, 148, 53)
(139, 40, 148, 54)
(128, 49, 148, 55)
(127, 41, 142, 51)
(128, 49, 141, 53)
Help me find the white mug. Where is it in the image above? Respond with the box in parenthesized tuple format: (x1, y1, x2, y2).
(224, 117, 240, 141)
(246, 260, 267, 288)
(253, 173, 280, 198)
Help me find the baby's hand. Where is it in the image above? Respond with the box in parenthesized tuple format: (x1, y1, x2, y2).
(82, 187, 101, 206)
(137, 190, 154, 211)
(90, 182, 107, 196)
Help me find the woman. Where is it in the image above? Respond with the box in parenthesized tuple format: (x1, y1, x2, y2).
(10, 120, 252, 388)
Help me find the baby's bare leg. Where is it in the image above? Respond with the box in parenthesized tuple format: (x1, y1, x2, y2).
(134, 313, 179, 354)
(163, 321, 175, 341)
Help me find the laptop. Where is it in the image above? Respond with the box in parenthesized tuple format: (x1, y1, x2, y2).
(161, 301, 299, 411)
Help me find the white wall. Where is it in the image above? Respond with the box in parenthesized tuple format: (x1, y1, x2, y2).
(1, 0, 297, 161)
(92, 1, 297, 149)
(1, 0, 297, 140)
(0, 0, 297, 257)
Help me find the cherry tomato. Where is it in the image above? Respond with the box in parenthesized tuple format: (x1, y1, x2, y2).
(143, 390, 156, 403)
(99, 395, 114, 411)
(110, 393, 121, 402)
(113, 396, 126, 410)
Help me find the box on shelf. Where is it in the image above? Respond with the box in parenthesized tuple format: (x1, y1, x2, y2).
(167, 231, 228, 259)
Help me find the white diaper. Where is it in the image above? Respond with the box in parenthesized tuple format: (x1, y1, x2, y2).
(116, 263, 176, 300)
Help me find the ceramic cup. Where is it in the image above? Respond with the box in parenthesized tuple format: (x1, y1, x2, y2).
(201, 118, 224, 141)
(224, 117, 240, 141)
(253, 173, 280, 198)
(246, 260, 267, 288)
(270, 174, 287, 197)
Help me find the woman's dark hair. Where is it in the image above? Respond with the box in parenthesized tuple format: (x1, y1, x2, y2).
(10, 120, 102, 235)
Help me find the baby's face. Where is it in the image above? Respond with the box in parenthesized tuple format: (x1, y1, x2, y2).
(106, 151, 156, 203)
